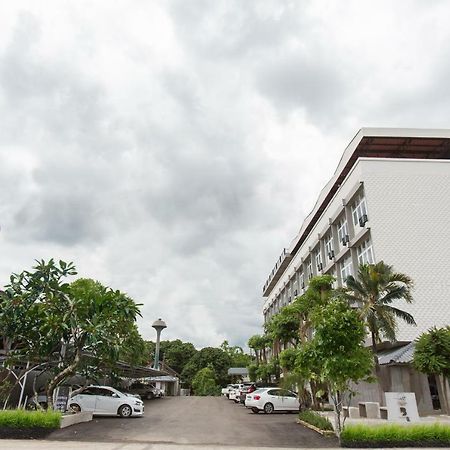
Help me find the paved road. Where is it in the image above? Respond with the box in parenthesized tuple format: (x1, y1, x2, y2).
(48, 396, 338, 448)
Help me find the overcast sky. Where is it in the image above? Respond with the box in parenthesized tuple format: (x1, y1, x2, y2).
(1, 1, 449, 348)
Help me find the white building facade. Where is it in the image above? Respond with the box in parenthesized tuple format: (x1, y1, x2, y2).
(262, 128, 450, 343)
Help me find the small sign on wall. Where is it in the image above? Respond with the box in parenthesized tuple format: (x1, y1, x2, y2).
(385, 392, 420, 422)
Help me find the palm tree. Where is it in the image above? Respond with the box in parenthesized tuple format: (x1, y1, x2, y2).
(343, 261, 416, 357)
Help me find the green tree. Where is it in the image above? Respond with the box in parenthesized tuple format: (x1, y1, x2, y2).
(298, 299, 373, 439)
(181, 347, 232, 387)
(248, 334, 270, 365)
(343, 262, 415, 354)
(191, 367, 220, 396)
(154, 339, 197, 374)
(1, 260, 144, 409)
(220, 340, 252, 368)
(413, 327, 450, 414)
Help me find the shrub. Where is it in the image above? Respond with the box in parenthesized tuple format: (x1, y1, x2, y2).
(299, 410, 334, 431)
(191, 367, 220, 396)
(341, 423, 450, 447)
(0, 410, 61, 429)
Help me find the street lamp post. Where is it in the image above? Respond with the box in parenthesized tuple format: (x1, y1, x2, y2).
(152, 318, 167, 370)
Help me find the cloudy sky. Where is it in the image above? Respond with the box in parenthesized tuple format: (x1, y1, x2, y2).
(1, 1, 449, 348)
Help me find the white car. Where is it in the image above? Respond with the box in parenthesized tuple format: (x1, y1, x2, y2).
(245, 388, 300, 414)
(69, 385, 144, 418)
(222, 384, 237, 398)
(228, 384, 244, 402)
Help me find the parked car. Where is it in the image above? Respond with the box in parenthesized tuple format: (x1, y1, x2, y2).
(228, 384, 243, 402)
(69, 385, 144, 417)
(239, 383, 257, 404)
(126, 381, 160, 400)
(245, 388, 300, 414)
(221, 384, 238, 398)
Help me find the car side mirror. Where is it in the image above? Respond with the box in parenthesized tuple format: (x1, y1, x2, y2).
(112, 393, 119, 398)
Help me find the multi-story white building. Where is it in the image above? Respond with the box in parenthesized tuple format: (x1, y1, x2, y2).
(263, 128, 450, 342)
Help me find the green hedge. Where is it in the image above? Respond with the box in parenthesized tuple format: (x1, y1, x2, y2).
(341, 423, 450, 447)
(0, 410, 61, 429)
(299, 410, 334, 431)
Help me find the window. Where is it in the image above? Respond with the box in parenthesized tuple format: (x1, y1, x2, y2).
(340, 255, 353, 283)
(306, 260, 313, 280)
(299, 272, 305, 290)
(351, 194, 368, 226)
(357, 239, 374, 265)
(315, 249, 323, 271)
(337, 218, 349, 244)
(325, 234, 334, 259)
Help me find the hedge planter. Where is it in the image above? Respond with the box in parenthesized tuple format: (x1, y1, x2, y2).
(298, 410, 335, 436)
(340, 423, 450, 448)
(0, 410, 61, 439)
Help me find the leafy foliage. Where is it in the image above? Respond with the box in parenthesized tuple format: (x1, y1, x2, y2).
(413, 326, 450, 377)
(191, 367, 220, 396)
(298, 410, 334, 431)
(181, 347, 232, 387)
(343, 261, 415, 348)
(341, 423, 450, 446)
(0, 260, 142, 409)
(0, 410, 61, 429)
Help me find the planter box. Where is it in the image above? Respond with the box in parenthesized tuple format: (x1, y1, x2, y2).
(297, 418, 335, 436)
(341, 439, 450, 448)
(61, 411, 93, 428)
(0, 427, 56, 439)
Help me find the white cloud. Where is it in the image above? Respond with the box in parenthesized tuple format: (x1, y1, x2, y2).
(1, 0, 450, 347)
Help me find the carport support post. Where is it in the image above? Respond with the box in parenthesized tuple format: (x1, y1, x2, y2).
(152, 318, 167, 370)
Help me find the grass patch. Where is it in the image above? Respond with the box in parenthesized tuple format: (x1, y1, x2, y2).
(299, 410, 334, 431)
(341, 423, 450, 447)
(0, 410, 61, 429)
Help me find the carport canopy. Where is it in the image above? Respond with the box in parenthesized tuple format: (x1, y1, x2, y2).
(114, 361, 168, 378)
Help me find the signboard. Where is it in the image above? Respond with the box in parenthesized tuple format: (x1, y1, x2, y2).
(54, 386, 70, 412)
(385, 392, 420, 422)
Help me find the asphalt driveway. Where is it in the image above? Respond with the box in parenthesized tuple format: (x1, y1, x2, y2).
(48, 396, 338, 448)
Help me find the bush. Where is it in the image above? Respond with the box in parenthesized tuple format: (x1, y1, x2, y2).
(191, 367, 220, 396)
(341, 423, 450, 447)
(299, 410, 334, 431)
(0, 410, 61, 429)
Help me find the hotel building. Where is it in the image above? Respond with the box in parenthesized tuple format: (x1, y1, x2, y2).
(263, 128, 450, 342)
(261, 128, 450, 413)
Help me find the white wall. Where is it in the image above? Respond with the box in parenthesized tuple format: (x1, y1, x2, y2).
(362, 158, 450, 341)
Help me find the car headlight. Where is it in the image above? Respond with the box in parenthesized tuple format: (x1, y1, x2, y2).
(134, 400, 142, 405)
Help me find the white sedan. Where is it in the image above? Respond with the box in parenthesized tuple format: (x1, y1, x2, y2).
(69, 385, 144, 418)
(245, 388, 300, 414)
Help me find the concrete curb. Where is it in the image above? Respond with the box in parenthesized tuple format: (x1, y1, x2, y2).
(297, 418, 336, 436)
(60, 411, 93, 428)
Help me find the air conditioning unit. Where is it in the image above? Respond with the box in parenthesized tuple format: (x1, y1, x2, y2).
(328, 250, 335, 260)
(341, 235, 350, 246)
(317, 263, 323, 271)
(359, 214, 368, 227)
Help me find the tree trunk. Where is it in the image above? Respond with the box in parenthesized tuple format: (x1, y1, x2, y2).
(47, 349, 81, 410)
(371, 332, 385, 405)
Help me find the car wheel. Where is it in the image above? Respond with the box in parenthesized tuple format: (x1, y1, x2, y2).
(251, 407, 260, 414)
(69, 403, 81, 413)
(146, 392, 154, 400)
(118, 404, 133, 418)
(264, 402, 274, 414)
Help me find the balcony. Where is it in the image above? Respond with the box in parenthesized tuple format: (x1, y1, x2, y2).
(262, 248, 293, 297)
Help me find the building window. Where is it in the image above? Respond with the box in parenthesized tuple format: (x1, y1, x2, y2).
(337, 217, 349, 246)
(299, 272, 305, 290)
(315, 249, 323, 271)
(357, 239, 374, 265)
(340, 255, 353, 283)
(306, 260, 313, 280)
(325, 233, 334, 259)
(351, 194, 368, 227)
